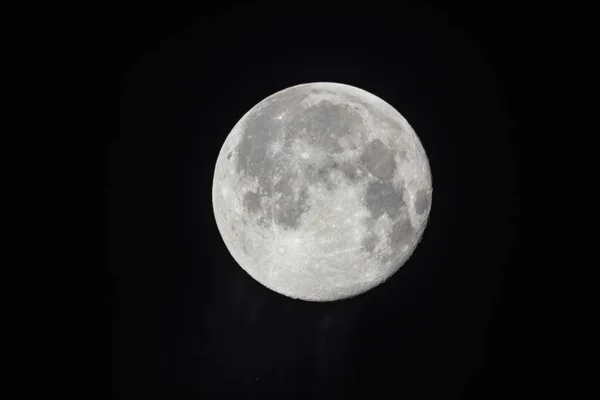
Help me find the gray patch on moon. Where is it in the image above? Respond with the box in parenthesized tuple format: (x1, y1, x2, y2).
(235, 123, 278, 184)
(414, 189, 429, 215)
(361, 138, 396, 179)
(286, 100, 365, 155)
(273, 174, 311, 230)
(235, 91, 306, 188)
(390, 217, 414, 248)
(364, 180, 405, 219)
(243, 191, 262, 214)
(380, 217, 415, 264)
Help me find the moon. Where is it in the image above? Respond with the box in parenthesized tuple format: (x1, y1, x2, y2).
(212, 82, 432, 301)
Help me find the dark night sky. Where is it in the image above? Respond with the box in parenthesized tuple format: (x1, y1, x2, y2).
(108, 1, 526, 398)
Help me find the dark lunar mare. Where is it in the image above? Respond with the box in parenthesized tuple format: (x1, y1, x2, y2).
(285, 100, 365, 155)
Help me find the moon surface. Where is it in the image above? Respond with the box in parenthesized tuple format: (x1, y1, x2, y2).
(212, 82, 432, 301)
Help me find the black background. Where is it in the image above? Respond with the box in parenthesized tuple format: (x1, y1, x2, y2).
(109, 1, 526, 398)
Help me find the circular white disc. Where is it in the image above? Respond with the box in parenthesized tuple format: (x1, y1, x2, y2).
(212, 82, 432, 301)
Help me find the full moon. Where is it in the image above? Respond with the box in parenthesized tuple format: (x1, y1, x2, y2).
(212, 82, 432, 301)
